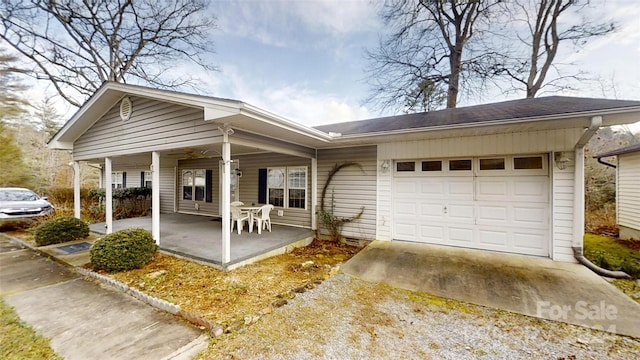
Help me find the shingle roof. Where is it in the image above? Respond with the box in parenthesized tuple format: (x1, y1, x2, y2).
(314, 96, 640, 135)
(595, 143, 640, 158)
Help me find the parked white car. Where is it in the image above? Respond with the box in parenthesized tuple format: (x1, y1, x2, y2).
(0, 187, 55, 221)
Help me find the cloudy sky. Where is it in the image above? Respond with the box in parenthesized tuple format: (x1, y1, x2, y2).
(196, 0, 640, 126)
(29, 0, 640, 127)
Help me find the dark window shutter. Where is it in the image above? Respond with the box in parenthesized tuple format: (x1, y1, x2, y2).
(205, 169, 213, 203)
(258, 168, 267, 204)
(140, 172, 145, 187)
(122, 172, 127, 188)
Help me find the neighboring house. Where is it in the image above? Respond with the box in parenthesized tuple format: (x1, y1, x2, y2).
(48, 82, 640, 265)
(595, 143, 640, 241)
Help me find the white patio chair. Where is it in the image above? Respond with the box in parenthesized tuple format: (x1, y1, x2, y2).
(230, 201, 244, 207)
(230, 206, 250, 235)
(252, 204, 274, 235)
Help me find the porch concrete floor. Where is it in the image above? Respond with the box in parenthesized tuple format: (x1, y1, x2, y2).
(89, 213, 314, 268)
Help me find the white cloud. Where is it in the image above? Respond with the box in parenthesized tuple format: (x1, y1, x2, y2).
(207, 64, 370, 126)
(212, 0, 381, 47)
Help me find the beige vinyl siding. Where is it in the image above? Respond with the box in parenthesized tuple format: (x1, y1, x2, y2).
(74, 97, 221, 160)
(551, 152, 576, 262)
(378, 128, 584, 159)
(317, 146, 377, 240)
(159, 165, 176, 213)
(618, 152, 640, 231)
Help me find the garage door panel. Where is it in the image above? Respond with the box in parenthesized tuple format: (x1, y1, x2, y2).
(395, 223, 417, 240)
(513, 179, 547, 202)
(392, 156, 549, 257)
(477, 205, 508, 223)
(419, 225, 445, 244)
(478, 229, 508, 246)
(447, 204, 474, 222)
(447, 179, 474, 199)
(395, 201, 417, 215)
(512, 232, 548, 256)
(513, 206, 547, 227)
(477, 181, 508, 197)
(448, 227, 474, 243)
(421, 204, 445, 220)
(420, 180, 445, 196)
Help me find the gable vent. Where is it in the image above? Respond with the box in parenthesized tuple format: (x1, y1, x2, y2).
(120, 97, 132, 121)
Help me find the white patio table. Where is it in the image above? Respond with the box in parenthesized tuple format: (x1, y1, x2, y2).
(238, 206, 262, 233)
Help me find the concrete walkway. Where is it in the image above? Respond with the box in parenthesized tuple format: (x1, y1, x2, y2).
(342, 240, 640, 338)
(0, 234, 206, 360)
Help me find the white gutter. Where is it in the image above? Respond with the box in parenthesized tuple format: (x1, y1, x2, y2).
(239, 103, 334, 143)
(572, 116, 602, 249)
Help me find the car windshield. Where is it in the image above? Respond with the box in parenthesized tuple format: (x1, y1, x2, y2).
(0, 190, 39, 202)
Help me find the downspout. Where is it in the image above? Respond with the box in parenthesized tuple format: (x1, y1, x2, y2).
(571, 116, 631, 279)
(596, 157, 616, 169)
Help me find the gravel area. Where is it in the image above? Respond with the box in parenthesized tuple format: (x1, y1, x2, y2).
(202, 273, 640, 359)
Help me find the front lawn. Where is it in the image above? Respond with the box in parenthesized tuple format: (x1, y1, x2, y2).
(0, 300, 61, 360)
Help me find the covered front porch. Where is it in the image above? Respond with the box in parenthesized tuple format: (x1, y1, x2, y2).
(89, 213, 314, 270)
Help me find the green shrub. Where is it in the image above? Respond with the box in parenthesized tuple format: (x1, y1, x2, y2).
(90, 228, 157, 272)
(33, 216, 90, 246)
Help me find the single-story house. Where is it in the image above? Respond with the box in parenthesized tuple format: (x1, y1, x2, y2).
(48, 82, 640, 265)
(595, 143, 640, 240)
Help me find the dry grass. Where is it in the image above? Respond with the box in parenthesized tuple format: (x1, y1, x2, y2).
(108, 240, 362, 327)
(585, 203, 618, 235)
(0, 300, 62, 360)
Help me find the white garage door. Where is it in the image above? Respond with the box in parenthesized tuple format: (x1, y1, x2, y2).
(393, 155, 549, 257)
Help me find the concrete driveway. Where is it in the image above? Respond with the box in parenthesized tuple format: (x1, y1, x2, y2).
(342, 240, 640, 338)
(0, 234, 206, 360)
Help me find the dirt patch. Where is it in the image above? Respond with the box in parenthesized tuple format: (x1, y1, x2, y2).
(107, 239, 362, 327)
(617, 239, 640, 251)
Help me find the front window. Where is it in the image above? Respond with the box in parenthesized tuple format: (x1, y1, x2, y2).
(182, 171, 193, 200)
(288, 167, 307, 209)
(111, 171, 124, 188)
(182, 169, 205, 201)
(144, 171, 152, 188)
(194, 170, 205, 201)
(267, 166, 307, 209)
(267, 168, 285, 207)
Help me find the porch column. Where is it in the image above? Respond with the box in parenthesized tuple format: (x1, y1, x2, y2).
(73, 161, 81, 219)
(311, 156, 318, 230)
(220, 125, 232, 263)
(105, 157, 113, 234)
(152, 151, 161, 245)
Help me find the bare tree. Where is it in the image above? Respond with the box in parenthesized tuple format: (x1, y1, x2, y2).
(1, 0, 217, 107)
(492, 0, 615, 98)
(364, 0, 504, 112)
(405, 78, 447, 112)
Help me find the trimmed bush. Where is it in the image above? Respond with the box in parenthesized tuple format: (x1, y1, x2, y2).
(34, 216, 90, 246)
(90, 228, 157, 272)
